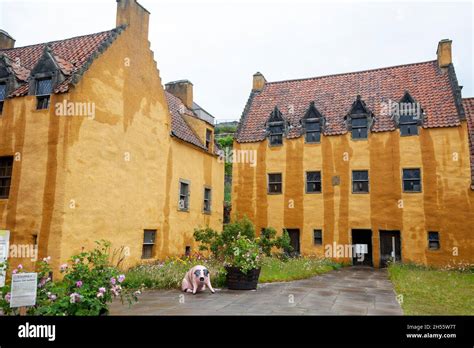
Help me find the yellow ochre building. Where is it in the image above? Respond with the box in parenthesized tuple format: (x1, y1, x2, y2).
(233, 40, 474, 267)
(0, 0, 224, 273)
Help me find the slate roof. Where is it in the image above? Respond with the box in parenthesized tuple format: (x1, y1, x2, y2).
(237, 60, 463, 142)
(0, 27, 125, 96)
(462, 97, 474, 189)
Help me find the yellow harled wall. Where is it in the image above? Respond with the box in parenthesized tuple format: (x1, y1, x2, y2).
(0, 0, 224, 274)
(232, 123, 474, 267)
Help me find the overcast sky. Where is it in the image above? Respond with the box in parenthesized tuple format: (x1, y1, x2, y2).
(0, 0, 472, 121)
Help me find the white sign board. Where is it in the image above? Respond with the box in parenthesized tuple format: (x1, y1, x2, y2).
(355, 244, 368, 254)
(10, 273, 37, 308)
(0, 230, 10, 288)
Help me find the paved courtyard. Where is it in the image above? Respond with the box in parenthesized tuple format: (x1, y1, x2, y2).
(110, 267, 403, 315)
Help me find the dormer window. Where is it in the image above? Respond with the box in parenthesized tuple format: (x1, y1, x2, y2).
(0, 83, 6, 114)
(396, 92, 423, 136)
(346, 95, 373, 140)
(35, 77, 52, 110)
(267, 106, 286, 146)
(302, 102, 325, 144)
(351, 118, 368, 139)
(205, 129, 212, 150)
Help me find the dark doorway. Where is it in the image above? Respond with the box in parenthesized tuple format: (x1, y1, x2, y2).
(379, 230, 401, 267)
(285, 229, 300, 256)
(351, 229, 373, 266)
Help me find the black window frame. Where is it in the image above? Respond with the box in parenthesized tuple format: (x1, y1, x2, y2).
(205, 129, 212, 150)
(402, 168, 422, 193)
(351, 117, 368, 140)
(141, 229, 157, 259)
(313, 229, 323, 245)
(399, 114, 419, 136)
(268, 173, 282, 194)
(305, 120, 321, 143)
(35, 77, 53, 110)
(0, 83, 6, 115)
(306, 171, 322, 193)
(0, 156, 13, 199)
(178, 179, 190, 211)
(352, 170, 369, 193)
(203, 186, 212, 214)
(428, 231, 440, 250)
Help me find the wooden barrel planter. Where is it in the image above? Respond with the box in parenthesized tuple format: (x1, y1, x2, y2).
(225, 266, 261, 290)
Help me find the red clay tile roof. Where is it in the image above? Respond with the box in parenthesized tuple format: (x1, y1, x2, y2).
(462, 98, 474, 189)
(0, 27, 125, 96)
(237, 60, 463, 142)
(165, 91, 217, 154)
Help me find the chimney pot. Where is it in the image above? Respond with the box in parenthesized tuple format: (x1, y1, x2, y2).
(437, 39, 452, 68)
(0, 30, 15, 49)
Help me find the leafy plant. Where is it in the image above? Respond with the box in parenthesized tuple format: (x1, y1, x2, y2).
(225, 236, 262, 274)
(193, 217, 290, 273)
(257, 228, 292, 257)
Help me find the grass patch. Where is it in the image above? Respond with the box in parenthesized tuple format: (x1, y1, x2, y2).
(124, 256, 343, 290)
(388, 263, 474, 315)
(259, 257, 343, 283)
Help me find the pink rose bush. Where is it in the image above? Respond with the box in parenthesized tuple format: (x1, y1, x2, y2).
(0, 240, 141, 316)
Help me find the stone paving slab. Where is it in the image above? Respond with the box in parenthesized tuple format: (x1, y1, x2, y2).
(110, 266, 403, 316)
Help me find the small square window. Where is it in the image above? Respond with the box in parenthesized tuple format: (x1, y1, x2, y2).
(179, 180, 190, 211)
(428, 232, 440, 250)
(203, 187, 212, 213)
(269, 134, 282, 146)
(400, 115, 419, 136)
(352, 170, 369, 193)
(403, 169, 421, 192)
(0, 83, 6, 115)
(35, 78, 52, 110)
(306, 171, 321, 193)
(305, 121, 321, 143)
(205, 129, 212, 150)
(313, 229, 323, 245)
(268, 173, 282, 194)
(0, 156, 13, 199)
(351, 118, 368, 140)
(142, 229, 156, 259)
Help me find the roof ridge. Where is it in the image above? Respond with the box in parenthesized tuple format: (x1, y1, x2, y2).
(0, 27, 118, 52)
(265, 60, 437, 85)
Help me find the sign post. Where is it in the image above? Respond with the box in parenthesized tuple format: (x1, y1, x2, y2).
(10, 272, 38, 308)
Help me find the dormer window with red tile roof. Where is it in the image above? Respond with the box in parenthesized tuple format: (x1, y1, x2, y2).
(346, 95, 373, 140)
(267, 106, 286, 146)
(302, 101, 325, 144)
(397, 92, 423, 136)
(35, 77, 52, 110)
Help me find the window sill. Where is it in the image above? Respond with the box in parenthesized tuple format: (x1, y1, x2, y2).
(402, 191, 422, 194)
(305, 191, 322, 194)
(178, 209, 190, 213)
(202, 211, 212, 215)
(351, 192, 369, 194)
(267, 192, 282, 195)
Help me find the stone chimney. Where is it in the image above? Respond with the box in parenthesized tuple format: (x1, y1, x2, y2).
(252, 72, 266, 91)
(0, 30, 15, 49)
(116, 0, 150, 39)
(165, 80, 193, 109)
(437, 39, 452, 68)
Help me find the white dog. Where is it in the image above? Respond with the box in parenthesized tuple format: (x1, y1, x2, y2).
(181, 265, 215, 294)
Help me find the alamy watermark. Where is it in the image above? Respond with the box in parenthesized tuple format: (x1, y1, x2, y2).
(55, 100, 95, 119)
(218, 147, 257, 167)
(380, 99, 422, 120)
